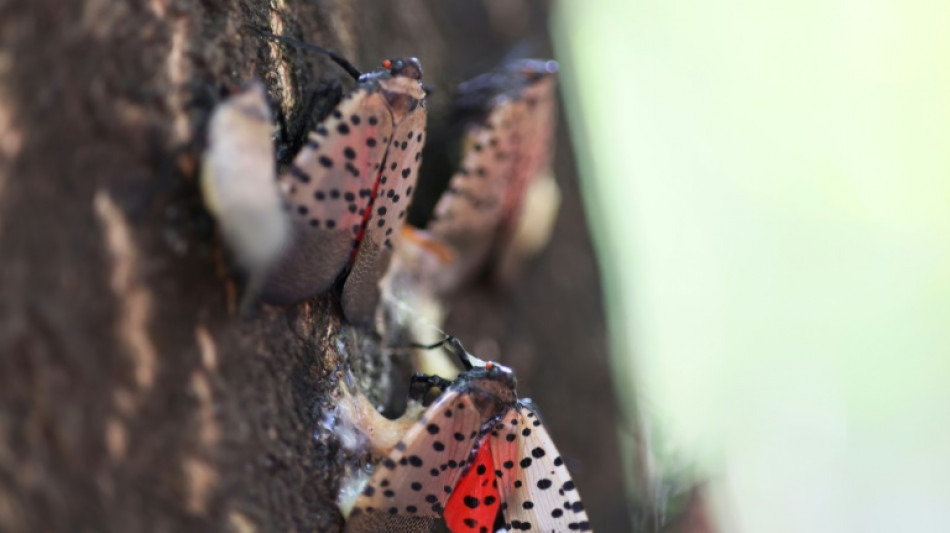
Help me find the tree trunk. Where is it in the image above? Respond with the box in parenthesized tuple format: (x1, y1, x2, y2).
(0, 0, 629, 531)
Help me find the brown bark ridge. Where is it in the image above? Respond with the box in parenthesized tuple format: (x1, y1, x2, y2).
(0, 0, 631, 531)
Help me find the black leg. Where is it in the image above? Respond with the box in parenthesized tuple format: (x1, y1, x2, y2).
(409, 373, 454, 406)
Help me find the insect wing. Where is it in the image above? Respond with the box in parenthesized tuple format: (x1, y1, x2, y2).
(443, 440, 501, 533)
(370, 88, 426, 252)
(262, 88, 394, 304)
(342, 77, 426, 323)
(426, 62, 558, 290)
(429, 100, 520, 249)
(500, 75, 557, 229)
(490, 404, 591, 532)
(345, 391, 483, 533)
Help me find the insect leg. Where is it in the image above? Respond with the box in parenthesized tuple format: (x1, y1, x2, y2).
(408, 372, 454, 406)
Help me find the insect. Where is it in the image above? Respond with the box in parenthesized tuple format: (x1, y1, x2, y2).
(344, 338, 592, 532)
(427, 59, 559, 288)
(201, 83, 291, 305)
(257, 34, 428, 324)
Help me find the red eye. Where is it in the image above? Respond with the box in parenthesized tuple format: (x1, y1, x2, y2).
(382, 59, 392, 69)
(485, 362, 494, 370)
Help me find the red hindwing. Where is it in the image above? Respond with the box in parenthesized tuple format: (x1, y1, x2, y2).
(444, 439, 500, 533)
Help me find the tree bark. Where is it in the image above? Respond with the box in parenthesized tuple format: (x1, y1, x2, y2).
(0, 0, 629, 531)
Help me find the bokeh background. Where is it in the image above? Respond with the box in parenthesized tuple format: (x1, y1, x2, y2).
(555, 1, 950, 531)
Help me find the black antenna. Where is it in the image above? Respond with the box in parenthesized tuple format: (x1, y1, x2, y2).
(409, 336, 473, 370)
(446, 337, 472, 370)
(248, 26, 363, 81)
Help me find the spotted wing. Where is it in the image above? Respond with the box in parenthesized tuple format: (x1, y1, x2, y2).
(342, 84, 426, 324)
(345, 391, 483, 533)
(428, 100, 521, 284)
(490, 404, 592, 532)
(428, 66, 558, 291)
(443, 439, 501, 533)
(500, 75, 557, 229)
(261, 88, 394, 304)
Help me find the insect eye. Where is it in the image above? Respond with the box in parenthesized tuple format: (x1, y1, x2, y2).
(382, 59, 392, 69)
(485, 362, 494, 370)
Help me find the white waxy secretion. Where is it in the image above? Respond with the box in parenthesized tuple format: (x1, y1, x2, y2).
(201, 83, 290, 287)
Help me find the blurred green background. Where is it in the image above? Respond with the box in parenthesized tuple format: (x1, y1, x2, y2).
(554, 1, 950, 531)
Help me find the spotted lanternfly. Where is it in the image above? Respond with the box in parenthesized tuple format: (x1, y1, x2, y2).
(259, 36, 427, 324)
(427, 59, 559, 287)
(344, 338, 592, 533)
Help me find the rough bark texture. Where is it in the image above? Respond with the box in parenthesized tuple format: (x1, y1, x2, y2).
(0, 0, 631, 532)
